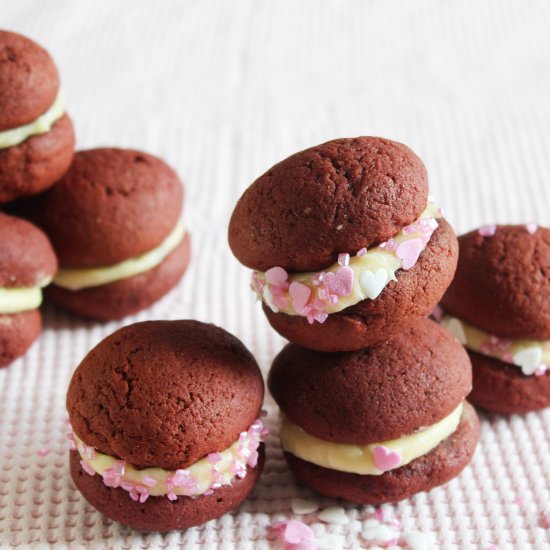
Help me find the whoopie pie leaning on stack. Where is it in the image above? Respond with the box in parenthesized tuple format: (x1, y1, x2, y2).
(0, 212, 57, 367)
(0, 30, 75, 204)
(268, 319, 479, 504)
(24, 147, 191, 320)
(67, 320, 267, 531)
(438, 223, 550, 414)
(229, 136, 458, 352)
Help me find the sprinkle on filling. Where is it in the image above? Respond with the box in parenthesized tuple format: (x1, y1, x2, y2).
(69, 418, 267, 502)
(440, 313, 549, 376)
(279, 403, 463, 475)
(252, 202, 441, 323)
(53, 220, 186, 291)
(0, 89, 65, 149)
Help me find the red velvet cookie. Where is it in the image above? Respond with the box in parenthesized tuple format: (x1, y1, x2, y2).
(0, 30, 75, 203)
(24, 148, 190, 320)
(439, 223, 550, 413)
(229, 137, 458, 351)
(0, 212, 57, 367)
(67, 320, 266, 532)
(268, 319, 479, 504)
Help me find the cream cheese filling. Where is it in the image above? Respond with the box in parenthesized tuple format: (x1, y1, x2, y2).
(0, 89, 65, 149)
(252, 202, 441, 324)
(0, 276, 53, 314)
(280, 403, 463, 475)
(440, 313, 550, 376)
(54, 221, 185, 291)
(73, 418, 265, 498)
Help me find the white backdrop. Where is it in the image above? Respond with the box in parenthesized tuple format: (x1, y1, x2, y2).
(1, 1, 550, 548)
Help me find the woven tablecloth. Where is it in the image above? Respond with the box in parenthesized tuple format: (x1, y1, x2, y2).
(1, 1, 550, 548)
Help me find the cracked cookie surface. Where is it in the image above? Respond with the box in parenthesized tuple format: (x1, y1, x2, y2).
(67, 320, 265, 469)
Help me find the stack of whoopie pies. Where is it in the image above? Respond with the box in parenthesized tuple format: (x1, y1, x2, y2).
(1, 30, 190, 367)
(229, 137, 480, 504)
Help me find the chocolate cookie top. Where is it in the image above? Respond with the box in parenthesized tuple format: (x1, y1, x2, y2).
(26, 148, 184, 267)
(440, 224, 550, 339)
(229, 137, 429, 272)
(67, 320, 264, 470)
(0, 30, 59, 131)
(268, 318, 471, 444)
(0, 212, 57, 287)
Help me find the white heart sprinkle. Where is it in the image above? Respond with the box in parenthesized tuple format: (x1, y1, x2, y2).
(360, 268, 389, 299)
(315, 533, 345, 550)
(362, 519, 396, 542)
(262, 287, 278, 313)
(513, 347, 543, 376)
(290, 497, 319, 515)
(404, 530, 437, 549)
(318, 506, 349, 525)
(445, 317, 467, 345)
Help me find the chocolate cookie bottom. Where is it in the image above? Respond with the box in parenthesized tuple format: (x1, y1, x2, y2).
(70, 444, 265, 532)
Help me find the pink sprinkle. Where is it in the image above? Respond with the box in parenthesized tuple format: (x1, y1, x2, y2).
(207, 452, 223, 464)
(478, 224, 497, 237)
(204, 489, 214, 496)
(403, 223, 419, 235)
(167, 491, 177, 501)
(338, 253, 350, 266)
(515, 497, 526, 507)
(142, 476, 157, 488)
(265, 266, 289, 286)
(37, 448, 50, 457)
(311, 312, 326, 324)
(247, 449, 259, 468)
(272, 520, 315, 549)
(80, 460, 96, 477)
(526, 222, 538, 234)
(67, 432, 77, 451)
(373, 445, 402, 472)
(113, 460, 125, 476)
(535, 365, 547, 376)
(373, 508, 385, 522)
(139, 491, 149, 503)
(82, 445, 96, 461)
(311, 272, 324, 286)
(357, 247, 367, 257)
(431, 304, 444, 322)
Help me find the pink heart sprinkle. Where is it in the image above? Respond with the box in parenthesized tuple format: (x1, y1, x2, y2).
(289, 282, 311, 313)
(323, 266, 354, 297)
(373, 445, 402, 472)
(265, 266, 288, 286)
(478, 224, 496, 237)
(396, 238, 422, 270)
(275, 520, 315, 545)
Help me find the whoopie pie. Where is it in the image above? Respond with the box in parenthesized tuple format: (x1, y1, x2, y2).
(0, 212, 57, 367)
(25, 148, 190, 320)
(268, 318, 479, 504)
(67, 320, 267, 531)
(229, 137, 458, 351)
(0, 30, 75, 203)
(439, 223, 550, 414)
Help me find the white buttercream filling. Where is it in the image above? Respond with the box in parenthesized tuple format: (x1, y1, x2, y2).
(280, 403, 463, 475)
(0, 89, 65, 149)
(53, 221, 185, 290)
